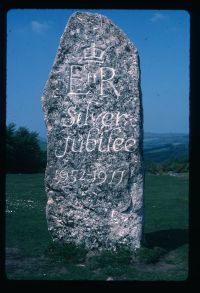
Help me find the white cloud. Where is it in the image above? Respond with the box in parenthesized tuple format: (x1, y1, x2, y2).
(31, 20, 51, 34)
(150, 13, 167, 23)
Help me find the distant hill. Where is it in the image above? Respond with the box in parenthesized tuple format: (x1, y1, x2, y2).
(144, 132, 188, 163)
(39, 132, 189, 163)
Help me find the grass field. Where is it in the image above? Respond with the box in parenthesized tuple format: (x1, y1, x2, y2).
(5, 173, 189, 280)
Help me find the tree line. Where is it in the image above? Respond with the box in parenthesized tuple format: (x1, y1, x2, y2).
(6, 123, 46, 173)
(6, 123, 189, 174)
(145, 159, 189, 175)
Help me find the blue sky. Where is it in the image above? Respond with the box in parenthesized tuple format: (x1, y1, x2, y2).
(7, 9, 190, 138)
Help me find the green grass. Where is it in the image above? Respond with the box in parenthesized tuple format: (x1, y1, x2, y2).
(5, 173, 188, 280)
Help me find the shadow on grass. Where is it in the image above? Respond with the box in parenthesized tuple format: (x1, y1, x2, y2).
(42, 229, 188, 269)
(145, 228, 188, 250)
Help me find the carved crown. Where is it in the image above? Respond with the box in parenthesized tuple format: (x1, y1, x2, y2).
(83, 42, 105, 62)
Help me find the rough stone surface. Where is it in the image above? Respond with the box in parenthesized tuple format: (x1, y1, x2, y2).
(42, 11, 144, 252)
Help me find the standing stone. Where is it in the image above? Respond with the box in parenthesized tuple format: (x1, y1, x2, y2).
(42, 12, 144, 252)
